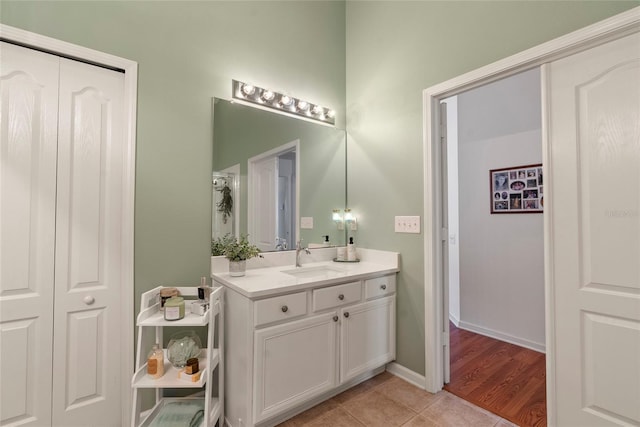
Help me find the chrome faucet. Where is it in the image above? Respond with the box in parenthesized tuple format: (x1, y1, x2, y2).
(295, 239, 311, 267)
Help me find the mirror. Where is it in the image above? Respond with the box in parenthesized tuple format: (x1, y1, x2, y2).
(213, 98, 346, 252)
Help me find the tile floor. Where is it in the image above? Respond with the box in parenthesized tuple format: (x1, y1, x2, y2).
(277, 372, 519, 427)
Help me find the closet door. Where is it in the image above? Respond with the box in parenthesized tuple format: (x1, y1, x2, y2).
(52, 58, 125, 426)
(0, 42, 59, 427)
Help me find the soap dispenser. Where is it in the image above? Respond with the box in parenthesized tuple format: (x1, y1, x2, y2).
(322, 235, 330, 246)
(347, 236, 357, 261)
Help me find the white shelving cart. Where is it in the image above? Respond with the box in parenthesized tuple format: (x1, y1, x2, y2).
(131, 286, 224, 427)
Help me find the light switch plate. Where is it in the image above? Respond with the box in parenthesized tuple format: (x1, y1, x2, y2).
(300, 217, 314, 229)
(394, 216, 421, 233)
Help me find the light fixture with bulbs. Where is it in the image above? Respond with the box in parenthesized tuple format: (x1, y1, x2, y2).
(332, 209, 357, 231)
(332, 209, 344, 230)
(344, 208, 357, 230)
(232, 80, 335, 125)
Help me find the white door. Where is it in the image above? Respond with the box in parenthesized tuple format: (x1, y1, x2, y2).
(548, 31, 640, 426)
(0, 42, 59, 427)
(250, 156, 278, 251)
(340, 296, 396, 383)
(52, 58, 125, 426)
(0, 42, 125, 426)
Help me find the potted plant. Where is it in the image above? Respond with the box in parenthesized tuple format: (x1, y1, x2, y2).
(212, 234, 261, 277)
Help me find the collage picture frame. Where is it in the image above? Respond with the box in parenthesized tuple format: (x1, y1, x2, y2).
(490, 163, 543, 214)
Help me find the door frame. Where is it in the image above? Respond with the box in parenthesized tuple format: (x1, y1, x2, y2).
(422, 6, 639, 424)
(0, 24, 138, 426)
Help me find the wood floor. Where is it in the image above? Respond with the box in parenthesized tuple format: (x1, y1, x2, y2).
(444, 323, 547, 427)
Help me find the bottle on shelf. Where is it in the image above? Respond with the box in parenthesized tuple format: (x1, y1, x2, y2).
(147, 343, 164, 379)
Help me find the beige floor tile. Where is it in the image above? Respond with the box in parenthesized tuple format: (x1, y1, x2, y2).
(420, 392, 500, 427)
(401, 413, 441, 426)
(276, 398, 340, 426)
(306, 406, 366, 427)
(494, 419, 520, 427)
(333, 371, 393, 404)
(376, 375, 443, 412)
(342, 390, 417, 427)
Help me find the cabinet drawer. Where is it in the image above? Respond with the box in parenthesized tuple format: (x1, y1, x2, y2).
(254, 292, 307, 327)
(364, 275, 396, 299)
(313, 281, 361, 312)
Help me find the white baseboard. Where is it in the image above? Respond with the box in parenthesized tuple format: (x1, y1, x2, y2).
(386, 362, 427, 390)
(458, 321, 545, 353)
(449, 313, 460, 327)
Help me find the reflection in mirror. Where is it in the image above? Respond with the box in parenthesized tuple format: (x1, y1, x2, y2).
(213, 98, 346, 252)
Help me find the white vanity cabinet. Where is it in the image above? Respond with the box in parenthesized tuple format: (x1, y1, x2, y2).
(217, 272, 396, 427)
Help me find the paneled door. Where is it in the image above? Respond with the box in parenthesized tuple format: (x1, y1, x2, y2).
(0, 41, 59, 427)
(547, 31, 640, 425)
(0, 42, 125, 426)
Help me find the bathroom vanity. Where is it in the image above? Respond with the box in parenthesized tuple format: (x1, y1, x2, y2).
(212, 248, 399, 427)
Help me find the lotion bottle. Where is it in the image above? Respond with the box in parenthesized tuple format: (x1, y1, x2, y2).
(347, 236, 357, 261)
(147, 343, 164, 379)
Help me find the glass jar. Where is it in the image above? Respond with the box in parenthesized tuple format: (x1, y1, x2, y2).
(164, 296, 185, 321)
(159, 287, 178, 311)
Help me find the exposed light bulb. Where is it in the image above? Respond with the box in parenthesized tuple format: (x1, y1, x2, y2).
(327, 110, 336, 118)
(280, 95, 293, 106)
(297, 100, 309, 111)
(311, 105, 323, 115)
(241, 84, 255, 96)
(261, 90, 275, 102)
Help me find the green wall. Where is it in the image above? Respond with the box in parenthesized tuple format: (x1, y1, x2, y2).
(0, 1, 346, 320)
(345, 1, 636, 375)
(2, 0, 635, 379)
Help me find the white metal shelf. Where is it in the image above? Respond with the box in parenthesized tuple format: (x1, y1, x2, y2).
(137, 308, 210, 327)
(131, 285, 225, 427)
(138, 397, 221, 427)
(131, 348, 220, 389)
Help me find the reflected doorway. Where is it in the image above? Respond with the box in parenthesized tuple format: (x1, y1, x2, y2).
(248, 140, 299, 252)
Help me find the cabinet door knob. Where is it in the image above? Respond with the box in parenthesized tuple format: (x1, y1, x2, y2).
(281, 305, 288, 313)
(333, 316, 339, 322)
(380, 284, 387, 290)
(344, 312, 350, 318)
(83, 295, 95, 305)
(338, 294, 345, 300)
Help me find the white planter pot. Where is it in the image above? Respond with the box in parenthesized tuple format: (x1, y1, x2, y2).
(229, 260, 247, 277)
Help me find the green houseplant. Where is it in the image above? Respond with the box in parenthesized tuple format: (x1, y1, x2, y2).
(212, 234, 261, 276)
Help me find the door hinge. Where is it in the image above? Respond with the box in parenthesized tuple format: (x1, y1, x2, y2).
(441, 227, 448, 242)
(442, 331, 449, 347)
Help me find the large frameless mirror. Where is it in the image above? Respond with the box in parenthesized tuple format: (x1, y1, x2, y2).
(212, 98, 346, 252)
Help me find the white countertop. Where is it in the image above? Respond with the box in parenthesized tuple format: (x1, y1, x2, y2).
(212, 248, 399, 299)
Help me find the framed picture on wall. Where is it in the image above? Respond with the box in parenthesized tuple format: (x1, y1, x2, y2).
(490, 164, 543, 214)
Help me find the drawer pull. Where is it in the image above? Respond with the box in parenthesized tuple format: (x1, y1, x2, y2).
(380, 284, 387, 290)
(344, 312, 350, 318)
(333, 316, 339, 322)
(338, 294, 345, 300)
(281, 305, 288, 313)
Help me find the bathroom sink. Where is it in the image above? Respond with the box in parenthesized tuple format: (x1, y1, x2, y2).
(281, 265, 344, 279)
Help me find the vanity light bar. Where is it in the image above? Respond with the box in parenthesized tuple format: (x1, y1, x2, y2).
(232, 80, 335, 125)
